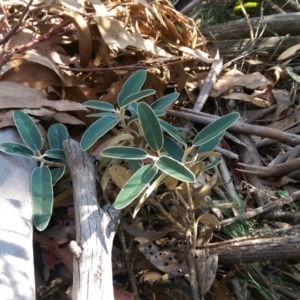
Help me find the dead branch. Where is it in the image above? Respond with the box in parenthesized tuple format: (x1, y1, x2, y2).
(166, 109, 300, 145)
(216, 36, 300, 59)
(201, 12, 300, 40)
(220, 190, 300, 227)
(63, 139, 121, 300)
(208, 235, 300, 264)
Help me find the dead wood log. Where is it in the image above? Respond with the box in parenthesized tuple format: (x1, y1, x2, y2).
(208, 235, 300, 264)
(215, 36, 300, 59)
(201, 13, 300, 40)
(63, 139, 120, 300)
(0, 128, 37, 300)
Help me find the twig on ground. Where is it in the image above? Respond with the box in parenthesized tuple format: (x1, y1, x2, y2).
(220, 190, 300, 227)
(166, 109, 300, 144)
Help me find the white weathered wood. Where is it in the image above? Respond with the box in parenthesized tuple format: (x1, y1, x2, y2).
(64, 139, 120, 300)
(0, 128, 37, 300)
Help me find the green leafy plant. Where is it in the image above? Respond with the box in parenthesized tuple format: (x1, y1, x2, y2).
(80, 69, 240, 213)
(0, 111, 68, 230)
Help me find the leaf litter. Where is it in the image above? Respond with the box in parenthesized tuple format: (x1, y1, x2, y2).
(1, 0, 300, 299)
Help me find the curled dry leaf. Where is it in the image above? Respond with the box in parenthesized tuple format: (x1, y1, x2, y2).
(109, 165, 133, 190)
(195, 249, 218, 295)
(221, 92, 270, 108)
(211, 72, 271, 97)
(63, 11, 92, 68)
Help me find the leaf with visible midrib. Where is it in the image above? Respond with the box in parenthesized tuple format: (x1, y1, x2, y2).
(193, 112, 239, 146)
(155, 156, 195, 183)
(13, 111, 42, 152)
(31, 166, 53, 231)
(114, 165, 157, 209)
(80, 116, 118, 151)
(138, 103, 163, 151)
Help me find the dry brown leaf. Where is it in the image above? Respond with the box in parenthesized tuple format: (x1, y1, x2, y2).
(272, 89, 293, 117)
(139, 243, 189, 276)
(211, 72, 271, 97)
(221, 92, 270, 108)
(0, 82, 87, 111)
(109, 165, 133, 190)
(277, 43, 300, 65)
(165, 176, 178, 190)
(63, 10, 92, 67)
(52, 112, 85, 125)
(95, 16, 169, 57)
(198, 213, 220, 230)
(195, 249, 218, 295)
(1, 63, 63, 90)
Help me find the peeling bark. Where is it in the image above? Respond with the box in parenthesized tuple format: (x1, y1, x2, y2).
(64, 139, 120, 300)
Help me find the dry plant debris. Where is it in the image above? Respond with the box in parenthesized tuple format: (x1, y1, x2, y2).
(1, 0, 300, 299)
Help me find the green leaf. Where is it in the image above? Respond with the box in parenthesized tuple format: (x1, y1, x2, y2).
(193, 112, 239, 146)
(80, 116, 118, 151)
(151, 92, 179, 110)
(162, 135, 184, 162)
(117, 70, 147, 106)
(128, 110, 165, 124)
(138, 102, 163, 151)
(128, 160, 142, 172)
(114, 164, 157, 209)
(44, 149, 66, 159)
(0, 142, 35, 157)
(51, 167, 65, 185)
(82, 100, 115, 112)
(31, 166, 53, 231)
(277, 189, 289, 197)
(101, 146, 148, 160)
(286, 67, 300, 83)
(155, 156, 195, 183)
(47, 123, 68, 150)
(159, 119, 186, 145)
(203, 157, 221, 171)
(13, 111, 42, 151)
(197, 131, 224, 154)
(121, 89, 156, 108)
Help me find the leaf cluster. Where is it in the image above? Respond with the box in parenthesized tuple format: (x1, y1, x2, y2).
(80, 70, 239, 214)
(0, 111, 68, 230)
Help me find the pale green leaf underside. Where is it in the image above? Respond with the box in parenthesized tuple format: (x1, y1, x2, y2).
(101, 146, 148, 160)
(0, 142, 34, 157)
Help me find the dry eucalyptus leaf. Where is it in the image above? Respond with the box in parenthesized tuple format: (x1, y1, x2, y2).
(195, 249, 218, 295)
(63, 10, 92, 68)
(95, 16, 169, 56)
(211, 72, 271, 97)
(221, 92, 270, 108)
(109, 165, 133, 189)
(0, 82, 87, 112)
(139, 243, 189, 276)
